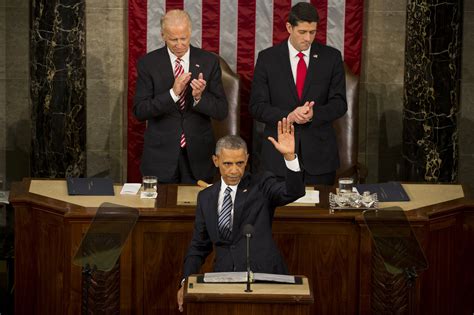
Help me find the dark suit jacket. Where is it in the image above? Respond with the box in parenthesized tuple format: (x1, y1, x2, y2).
(250, 41, 347, 177)
(133, 46, 228, 182)
(182, 169, 305, 279)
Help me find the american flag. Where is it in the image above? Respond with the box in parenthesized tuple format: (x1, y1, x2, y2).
(127, 0, 364, 182)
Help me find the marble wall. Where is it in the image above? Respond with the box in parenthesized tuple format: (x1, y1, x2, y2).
(359, 0, 407, 183)
(459, 2, 474, 192)
(86, 0, 127, 182)
(0, 0, 30, 188)
(30, 0, 87, 178)
(402, 0, 462, 183)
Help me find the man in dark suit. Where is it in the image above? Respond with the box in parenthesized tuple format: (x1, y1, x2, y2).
(133, 10, 228, 184)
(250, 2, 347, 185)
(177, 118, 305, 312)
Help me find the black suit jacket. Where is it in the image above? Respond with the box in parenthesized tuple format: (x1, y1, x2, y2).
(133, 46, 228, 182)
(182, 169, 305, 279)
(250, 41, 347, 176)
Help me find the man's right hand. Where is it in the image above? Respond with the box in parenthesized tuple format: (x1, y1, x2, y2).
(177, 286, 184, 312)
(173, 72, 192, 96)
(288, 101, 314, 124)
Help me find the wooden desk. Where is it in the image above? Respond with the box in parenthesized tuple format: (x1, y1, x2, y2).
(10, 179, 474, 314)
(184, 275, 313, 315)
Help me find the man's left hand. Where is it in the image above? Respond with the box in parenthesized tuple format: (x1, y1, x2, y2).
(190, 73, 206, 101)
(267, 118, 296, 161)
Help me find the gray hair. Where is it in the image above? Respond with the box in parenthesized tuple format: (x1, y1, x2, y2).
(160, 10, 192, 32)
(215, 135, 247, 155)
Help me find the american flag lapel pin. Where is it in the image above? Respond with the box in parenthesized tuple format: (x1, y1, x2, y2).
(195, 64, 200, 68)
(313, 54, 318, 59)
(243, 189, 248, 193)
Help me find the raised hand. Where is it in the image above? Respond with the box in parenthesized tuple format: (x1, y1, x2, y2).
(267, 118, 296, 161)
(173, 72, 192, 96)
(190, 72, 207, 101)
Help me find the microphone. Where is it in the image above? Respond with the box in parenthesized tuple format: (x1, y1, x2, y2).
(242, 224, 254, 292)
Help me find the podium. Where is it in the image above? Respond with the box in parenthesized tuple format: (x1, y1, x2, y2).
(184, 275, 313, 315)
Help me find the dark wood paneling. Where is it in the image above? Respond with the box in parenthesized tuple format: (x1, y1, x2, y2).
(187, 302, 311, 315)
(421, 216, 459, 315)
(461, 212, 474, 315)
(10, 180, 474, 315)
(274, 222, 359, 314)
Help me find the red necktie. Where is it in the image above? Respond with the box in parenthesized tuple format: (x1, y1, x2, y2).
(174, 58, 186, 147)
(296, 52, 307, 99)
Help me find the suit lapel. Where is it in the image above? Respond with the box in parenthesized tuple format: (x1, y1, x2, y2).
(159, 46, 175, 88)
(207, 181, 221, 238)
(231, 174, 251, 240)
(302, 43, 320, 100)
(189, 46, 201, 80)
(278, 42, 299, 105)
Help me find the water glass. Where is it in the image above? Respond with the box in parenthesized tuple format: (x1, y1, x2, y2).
(338, 177, 354, 194)
(142, 176, 158, 197)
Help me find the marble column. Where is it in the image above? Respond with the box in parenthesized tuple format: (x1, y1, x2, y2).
(402, 0, 463, 182)
(30, 0, 86, 177)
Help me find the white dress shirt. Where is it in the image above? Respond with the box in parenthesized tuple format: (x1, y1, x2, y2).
(288, 40, 310, 84)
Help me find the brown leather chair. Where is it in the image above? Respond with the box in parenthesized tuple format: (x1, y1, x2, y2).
(212, 55, 240, 140)
(333, 64, 367, 183)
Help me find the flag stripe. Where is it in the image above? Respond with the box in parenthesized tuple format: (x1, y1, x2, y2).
(201, 0, 220, 54)
(147, 0, 165, 52)
(272, 0, 292, 45)
(344, 0, 363, 74)
(255, 0, 273, 62)
(184, 0, 202, 47)
(219, 0, 238, 71)
(327, 0, 345, 54)
(311, 0, 328, 44)
(128, 0, 148, 183)
(166, 0, 183, 12)
(237, 0, 256, 146)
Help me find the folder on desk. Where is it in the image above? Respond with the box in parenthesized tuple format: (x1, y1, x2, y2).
(66, 177, 115, 196)
(354, 182, 410, 202)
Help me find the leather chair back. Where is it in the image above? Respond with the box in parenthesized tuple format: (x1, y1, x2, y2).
(212, 55, 240, 140)
(333, 63, 359, 178)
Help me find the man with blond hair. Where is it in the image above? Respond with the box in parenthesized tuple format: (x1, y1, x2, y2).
(134, 10, 228, 183)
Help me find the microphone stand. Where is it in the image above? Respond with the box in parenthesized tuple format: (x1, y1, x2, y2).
(245, 231, 252, 292)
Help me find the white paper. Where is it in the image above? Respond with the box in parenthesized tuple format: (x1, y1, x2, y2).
(253, 273, 295, 284)
(0, 191, 9, 204)
(203, 271, 295, 284)
(120, 183, 142, 195)
(294, 190, 319, 204)
(140, 191, 157, 199)
(204, 272, 247, 283)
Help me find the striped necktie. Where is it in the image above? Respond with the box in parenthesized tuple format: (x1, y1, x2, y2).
(174, 58, 186, 147)
(218, 186, 233, 240)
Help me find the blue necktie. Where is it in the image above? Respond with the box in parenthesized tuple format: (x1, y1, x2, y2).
(218, 187, 233, 240)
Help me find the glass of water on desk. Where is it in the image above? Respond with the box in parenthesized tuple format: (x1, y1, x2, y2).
(338, 177, 354, 194)
(142, 176, 158, 198)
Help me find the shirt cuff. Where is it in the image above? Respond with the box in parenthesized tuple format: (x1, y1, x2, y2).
(285, 154, 301, 172)
(193, 98, 200, 107)
(169, 88, 180, 103)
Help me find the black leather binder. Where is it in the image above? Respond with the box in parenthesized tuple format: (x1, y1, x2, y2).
(66, 178, 115, 196)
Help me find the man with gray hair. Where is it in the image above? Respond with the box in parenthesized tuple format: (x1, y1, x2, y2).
(134, 9, 228, 184)
(177, 118, 305, 312)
